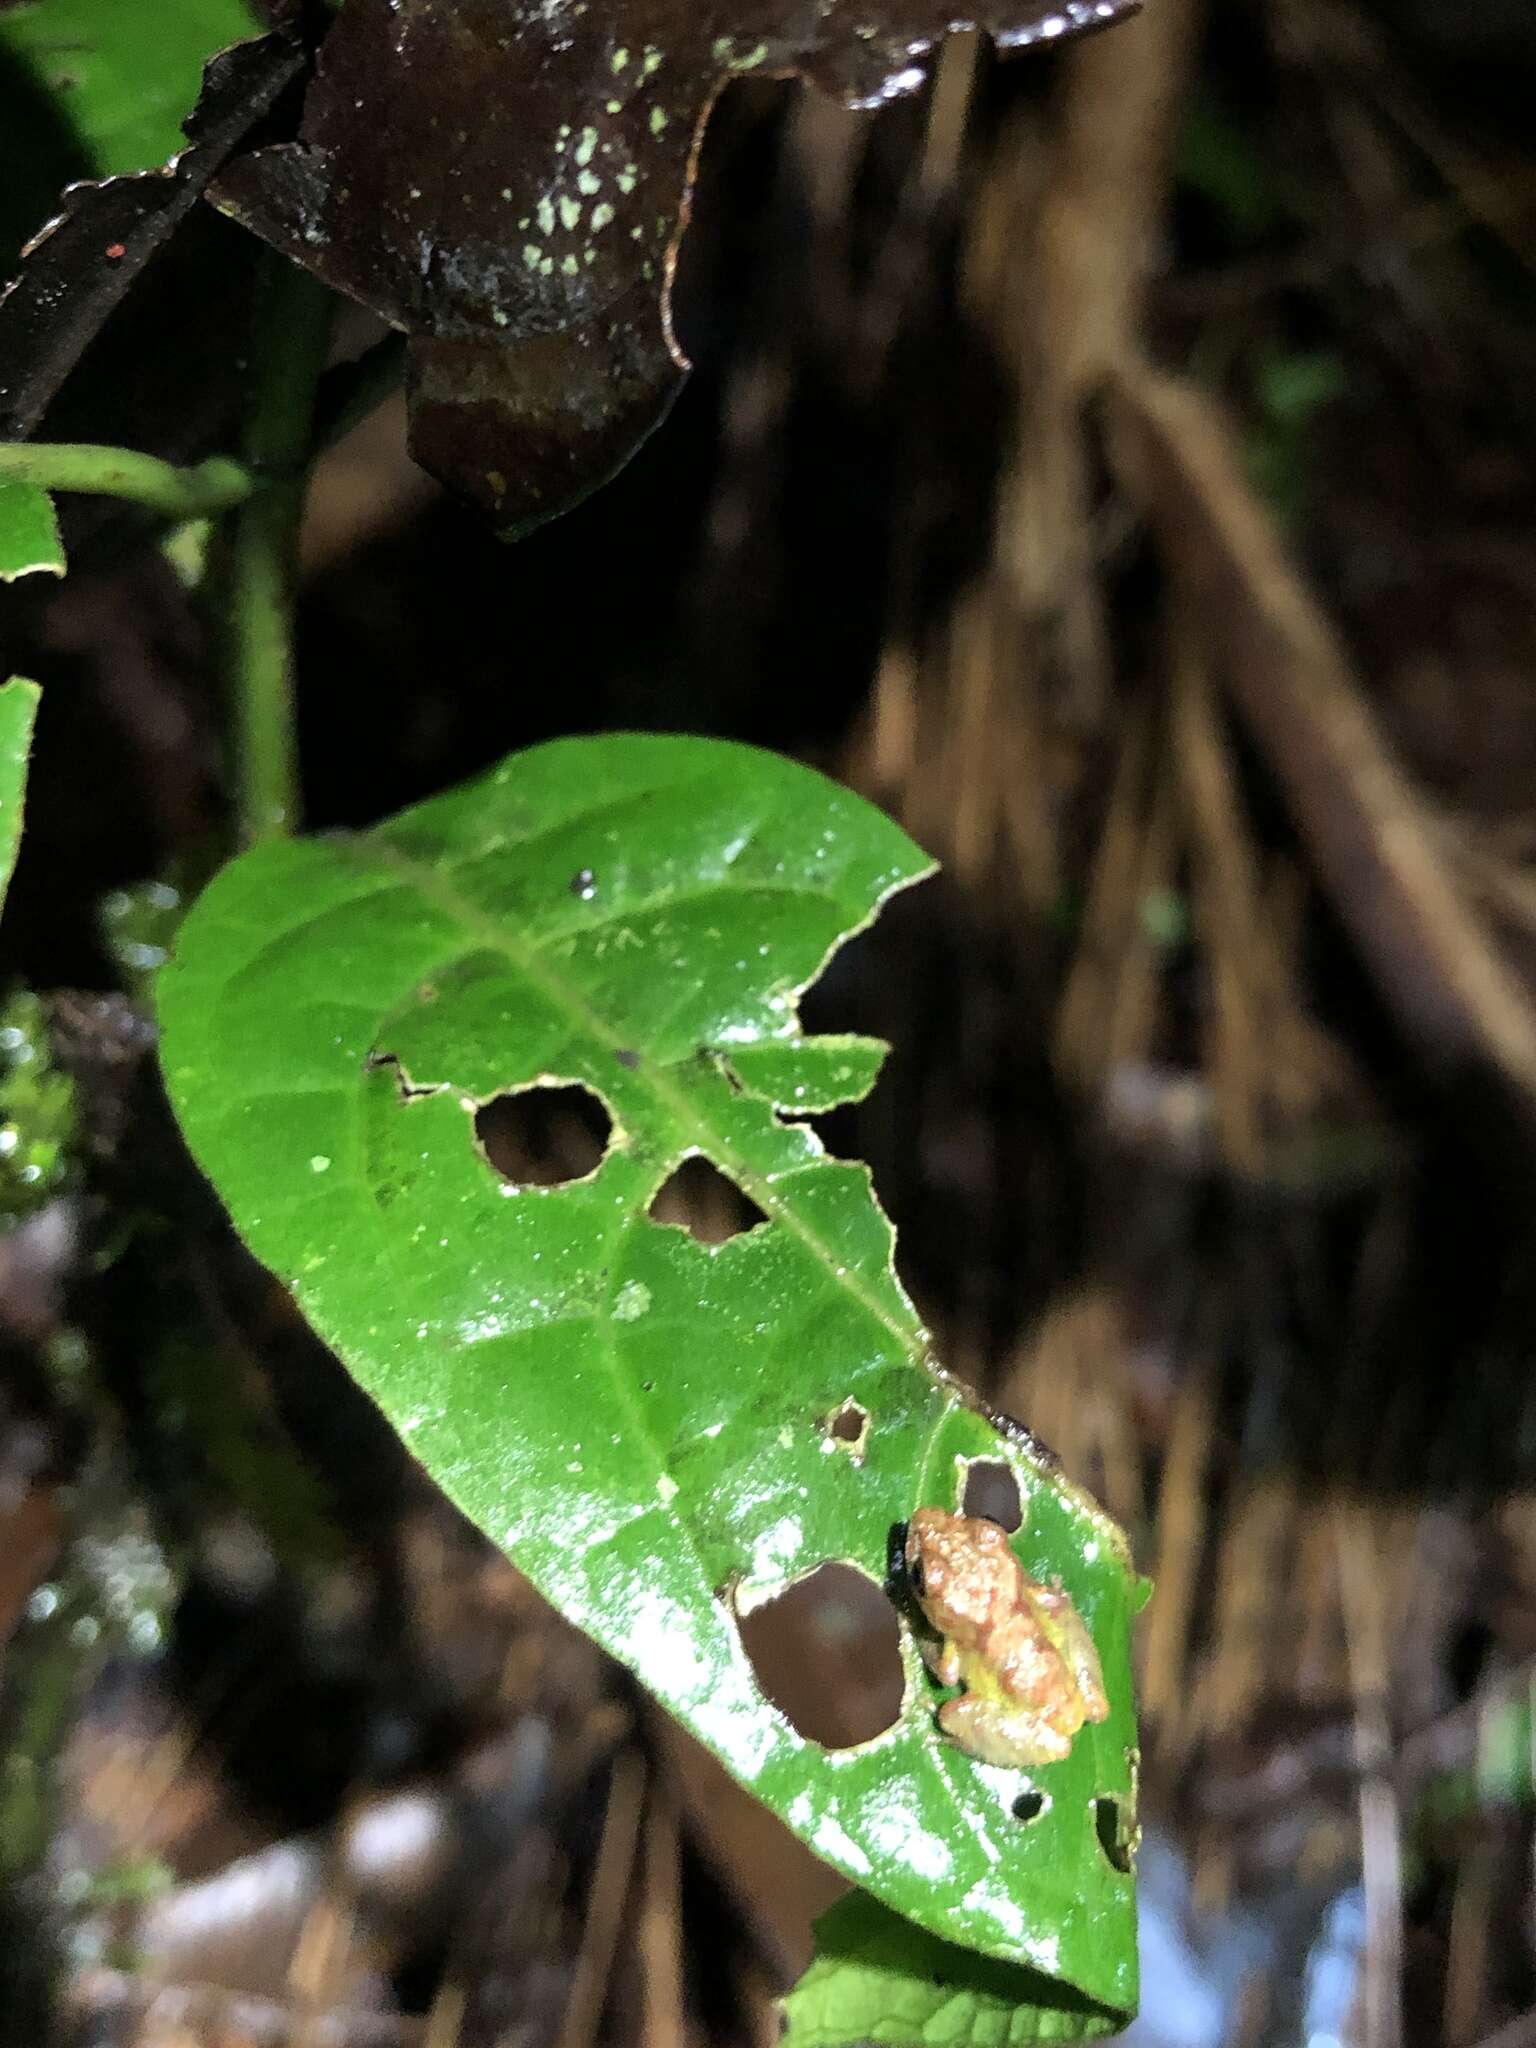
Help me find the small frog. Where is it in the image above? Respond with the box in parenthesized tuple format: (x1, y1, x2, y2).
(905, 1507, 1110, 1768)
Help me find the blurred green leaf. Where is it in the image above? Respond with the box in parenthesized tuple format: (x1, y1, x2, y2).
(0, 676, 40, 918)
(1256, 349, 1348, 426)
(0, 991, 78, 1227)
(161, 735, 1144, 2016)
(0, 0, 260, 179)
(1246, 347, 1347, 522)
(782, 1892, 1124, 2048)
(1178, 95, 1288, 240)
(0, 482, 63, 582)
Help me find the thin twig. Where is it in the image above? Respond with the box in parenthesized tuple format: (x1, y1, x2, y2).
(0, 439, 256, 515)
(638, 1781, 685, 2048)
(554, 1748, 648, 2048)
(1110, 361, 1536, 1125)
(1335, 1505, 1405, 2048)
(214, 254, 336, 844)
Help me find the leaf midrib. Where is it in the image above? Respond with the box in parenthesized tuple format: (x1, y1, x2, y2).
(362, 834, 927, 1369)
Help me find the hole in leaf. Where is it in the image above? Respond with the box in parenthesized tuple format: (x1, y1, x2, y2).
(1011, 1790, 1046, 1824)
(1094, 1796, 1134, 1872)
(961, 1460, 1022, 1532)
(736, 1564, 903, 1749)
(474, 1084, 612, 1188)
(648, 1155, 768, 1244)
(824, 1400, 869, 1458)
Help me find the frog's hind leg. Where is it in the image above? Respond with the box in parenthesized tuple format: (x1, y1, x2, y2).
(937, 1695, 1072, 1769)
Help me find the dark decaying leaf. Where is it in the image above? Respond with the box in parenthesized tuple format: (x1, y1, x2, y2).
(211, 0, 1136, 533)
(0, 32, 303, 439)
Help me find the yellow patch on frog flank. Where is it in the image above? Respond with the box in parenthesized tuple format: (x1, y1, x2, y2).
(905, 1507, 1110, 1769)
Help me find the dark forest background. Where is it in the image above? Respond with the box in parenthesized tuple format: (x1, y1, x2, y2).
(5, 1, 1536, 2042)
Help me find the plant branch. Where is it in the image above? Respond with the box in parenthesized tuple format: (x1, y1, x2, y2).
(216, 256, 336, 845)
(0, 440, 257, 517)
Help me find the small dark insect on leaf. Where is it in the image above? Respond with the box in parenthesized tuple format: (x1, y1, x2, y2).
(210, 0, 1137, 534)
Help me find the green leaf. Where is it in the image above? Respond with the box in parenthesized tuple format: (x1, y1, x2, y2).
(159, 735, 1143, 2015)
(0, 0, 261, 178)
(0, 481, 64, 583)
(0, 677, 40, 918)
(782, 1892, 1124, 2048)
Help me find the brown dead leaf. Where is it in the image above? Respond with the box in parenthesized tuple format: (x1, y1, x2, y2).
(211, 0, 1136, 532)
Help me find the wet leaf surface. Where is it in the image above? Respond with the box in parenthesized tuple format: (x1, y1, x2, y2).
(211, 0, 1137, 532)
(0, 677, 41, 916)
(160, 734, 1144, 2014)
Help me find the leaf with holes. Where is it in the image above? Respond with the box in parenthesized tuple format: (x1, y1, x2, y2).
(782, 1891, 1125, 2047)
(0, 677, 40, 918)
(159, 734, 1145, 2019)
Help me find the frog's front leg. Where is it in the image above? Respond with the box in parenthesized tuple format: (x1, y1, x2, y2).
(921, 1634, 963, 1686)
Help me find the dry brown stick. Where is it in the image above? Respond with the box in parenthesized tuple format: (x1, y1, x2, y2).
(424, 1980, 468, 2048)
(66, 1970, 425, 2047)
(638, 1780, 686, 2048)
(1443, 1835, 1500, 2048)
(1197, 1474, 1297, 1755)
(988, 0, 1202, 730)
(1318, 0, 1536, 274)
(1103, 759, 1179, 1080)
(1335, 1505, 1405, 2048)
(1054, 690, 1159, 1089)
(1171, 619, 1354, 1168)
(1466, 2010, 1536, 2048)
(649, 1711, 842, 1981)
(0, 1487, 61, 1651)
(1109, 362, 1536, 1122)
(1171, 625, 1271, 1174)
(1141, 1358, 1215, 1757)
(289, 1879, 361, 2048)
(555, 1748, 648, 2048)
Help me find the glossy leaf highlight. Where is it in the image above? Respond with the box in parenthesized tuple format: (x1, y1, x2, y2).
(159, 735, 1142, 2014)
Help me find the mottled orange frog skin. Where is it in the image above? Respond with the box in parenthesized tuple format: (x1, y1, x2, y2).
(905, 1507, 1110, 1768)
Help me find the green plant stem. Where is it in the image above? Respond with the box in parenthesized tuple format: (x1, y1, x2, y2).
(0, 440, 257, 516)
(219, 257, 335, 845)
